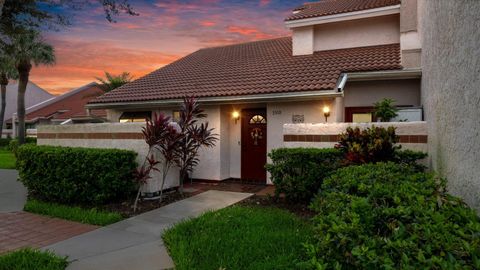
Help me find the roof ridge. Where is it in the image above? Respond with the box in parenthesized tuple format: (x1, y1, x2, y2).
(200, 36, 291, 50)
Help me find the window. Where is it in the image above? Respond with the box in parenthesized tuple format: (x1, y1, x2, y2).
(119, 111, 151, 123)
(352, 113, 373, 123)
(172, 110, 181, 122)
(249, 115, 266, 124)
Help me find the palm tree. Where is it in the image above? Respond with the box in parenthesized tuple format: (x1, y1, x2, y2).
(0, 50, 17, 138)
(96, 72, 133, 92)
(9, 30, 55, 144)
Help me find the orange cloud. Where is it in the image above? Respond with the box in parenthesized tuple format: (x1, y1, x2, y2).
(199, 20, 216, 27)
(29, 38, 181, 94)
(226, 26, 274, 39)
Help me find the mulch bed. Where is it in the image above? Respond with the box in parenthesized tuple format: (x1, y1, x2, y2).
(238, 195, 316, 219)
(101, 191, 195, 218)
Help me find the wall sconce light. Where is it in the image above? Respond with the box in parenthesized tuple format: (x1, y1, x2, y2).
(232, 111, 240, 124)
(323, 106, 330, 122)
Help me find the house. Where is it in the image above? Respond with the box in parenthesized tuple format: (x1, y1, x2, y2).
(9, 82, 107, 135)
(84, 0, 422, 184)
(1, 81, 54, 137)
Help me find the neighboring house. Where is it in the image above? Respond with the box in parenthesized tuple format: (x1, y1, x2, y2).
(1, 81, 54, 137)
(9, 82, 107, 134)
(86, 0, 423, 183)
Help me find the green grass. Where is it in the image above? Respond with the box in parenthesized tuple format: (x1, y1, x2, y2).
(163, 205, 314, 270)
(0, 149, 15, 169)
(24, 199, 123, 226)
(0, 248, 68, 270)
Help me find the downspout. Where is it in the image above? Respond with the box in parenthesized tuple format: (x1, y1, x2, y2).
(335, 74, 348, 122)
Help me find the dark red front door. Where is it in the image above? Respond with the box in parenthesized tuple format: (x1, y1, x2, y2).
(241, 108, 267, 183)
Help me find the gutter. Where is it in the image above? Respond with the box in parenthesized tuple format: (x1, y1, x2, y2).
(346, 69, 422, 82)
(86, 90, 342, 110)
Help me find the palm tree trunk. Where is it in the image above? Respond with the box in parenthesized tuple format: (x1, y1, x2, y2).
(17, 65, 31, 145)
(0, 80, 6, 138)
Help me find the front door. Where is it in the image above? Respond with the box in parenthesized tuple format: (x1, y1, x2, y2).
(241, 108, 267, 183)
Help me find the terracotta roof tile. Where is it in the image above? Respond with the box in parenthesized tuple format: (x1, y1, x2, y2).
(285, 0, 401, 21)
(90, 38, 401, 104)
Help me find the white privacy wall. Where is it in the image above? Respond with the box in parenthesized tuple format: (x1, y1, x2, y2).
(283, 122, 428, 152)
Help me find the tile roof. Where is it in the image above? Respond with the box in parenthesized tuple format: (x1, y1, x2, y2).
(90, 38, 401, 104)
(285, 0, 401, 21)
(25, 83, 106, 121)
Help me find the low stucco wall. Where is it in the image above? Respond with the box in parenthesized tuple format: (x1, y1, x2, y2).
(37, 122, 181, 194)
(283, 121, 428, 153)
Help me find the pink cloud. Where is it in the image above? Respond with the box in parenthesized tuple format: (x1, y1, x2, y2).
(259, 0, 271, 7)
(226, 26, 275, 39)
(199, 20, 216, 27)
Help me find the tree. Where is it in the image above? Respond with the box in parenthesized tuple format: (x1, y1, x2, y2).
(1, 0, 137, 37)
(0, 47, 17, 138)
(9, 30, 55, 144)
(96, 71, 133, 92)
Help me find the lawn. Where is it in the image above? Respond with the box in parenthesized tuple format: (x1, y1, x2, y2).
(0, 248, 68, 270)
(0, 149, 15, 169)
(24, 199, 123, 226)
(163, 205, 313, 270)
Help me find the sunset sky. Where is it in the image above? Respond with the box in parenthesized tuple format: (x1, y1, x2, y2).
(29, 0, 307, 95)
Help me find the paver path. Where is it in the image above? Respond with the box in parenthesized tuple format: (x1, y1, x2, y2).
(43, 190, 253, 270)
(0, 169, 98, 254)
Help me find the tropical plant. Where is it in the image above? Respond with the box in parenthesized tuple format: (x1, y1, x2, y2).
(133, 113, 181, 212)
(174, 97, 218, 192)
(373, 98, 398, 122)
(8, 30, 55, 144)
(335, 126, 400, 164)
(0, 47, 17, 138)
(96, 71, 133, 92)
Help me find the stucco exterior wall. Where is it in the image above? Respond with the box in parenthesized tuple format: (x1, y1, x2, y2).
(283, 122, 428, 153)
(344, 79, 421, 108)
(421, 0, 480, 210)
(292, 26, 314, 55)
(313, 15, 400, 52)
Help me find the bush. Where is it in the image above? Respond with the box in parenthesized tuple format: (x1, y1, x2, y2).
(302, 163, 480, 269)
(17, 145, 137, 205)
(8, 138, 36, 157)
(0, 138, 11, 148)
(394, 149, 428, 172)
(266, 148, 343, 203)
(335, 126, 400, 164)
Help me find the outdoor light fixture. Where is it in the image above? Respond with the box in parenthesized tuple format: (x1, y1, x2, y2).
(232, 111, 240, 124)
(323, 106, 330, 122)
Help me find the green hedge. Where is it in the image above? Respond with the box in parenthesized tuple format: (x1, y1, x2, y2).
(0, 138, 12, 148)
(266, 148, 343, 203)
(302, 162, 480, 269)
(17, 145, 137, 205)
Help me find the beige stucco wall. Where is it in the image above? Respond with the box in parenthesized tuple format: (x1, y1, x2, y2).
(313, 15, 400, 52)
(344, 79, 421, 108)
(292, 26, 314, 55)
(400, 0, 422, 68)
(283, 121, 428, 153)
(421, 0, 480, 211)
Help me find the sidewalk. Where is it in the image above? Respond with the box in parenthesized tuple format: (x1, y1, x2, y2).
(43, 190, 253, 270)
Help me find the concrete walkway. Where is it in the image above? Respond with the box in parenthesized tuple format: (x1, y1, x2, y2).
(43, 190, 253, 270)
(0, 169, 26, 213)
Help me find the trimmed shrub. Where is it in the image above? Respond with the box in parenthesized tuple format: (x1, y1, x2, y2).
(302, 163, 480, 269)
(8, 138, 37, 157)
(266, 148, 343, 203)
(335, 126, 400, 164)
(17, 145, 137, 205)
(394, 149, 428, 172)
(0, 138, 12, 148)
